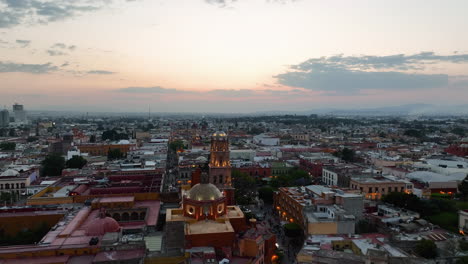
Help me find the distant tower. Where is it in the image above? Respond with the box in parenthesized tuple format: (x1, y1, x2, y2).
(12, 103, 26, 123)
(209, 131, 235, 205)
(0, 108, 9, 127)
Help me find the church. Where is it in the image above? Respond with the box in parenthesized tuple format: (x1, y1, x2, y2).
(166, 131, 277, 263)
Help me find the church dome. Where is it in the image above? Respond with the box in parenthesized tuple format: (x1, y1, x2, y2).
(186, 183, 223, 201)
(85, 216, 120, 236)
(212, 131, 227, 138)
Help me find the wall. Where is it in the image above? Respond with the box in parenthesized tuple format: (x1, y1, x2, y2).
(307, 222, 337, 235)
(0, 213, 64, 237)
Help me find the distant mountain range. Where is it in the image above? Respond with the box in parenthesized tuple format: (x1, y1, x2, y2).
(254, 104, 468, 117)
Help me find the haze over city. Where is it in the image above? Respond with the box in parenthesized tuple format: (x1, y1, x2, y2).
(1, 0, 468, 113)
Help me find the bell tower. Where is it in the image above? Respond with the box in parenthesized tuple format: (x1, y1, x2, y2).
(209, 131, 231, 187)
(209, 131, 234, 205)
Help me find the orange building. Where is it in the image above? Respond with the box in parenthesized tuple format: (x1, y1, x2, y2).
(76, 143, 135, 156)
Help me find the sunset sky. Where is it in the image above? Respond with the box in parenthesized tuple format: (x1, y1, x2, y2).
(1, 0, 468, 113)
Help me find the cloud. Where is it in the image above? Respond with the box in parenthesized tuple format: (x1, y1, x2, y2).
(114, 86, 308, 98)
(205, 0, 237, 8)
(47, 49, 67, 56)
(15, 39, 31, 47)
(86, 70, 115, 75)
(52, 42, 67, 49)
(116, 86, 181, 93)
(0, 61, 57, 74)
(207, 89, 255, 97)
(0, 0, 118, 28)
(52, 42, 76, 50)
(274, 52, 468, 94)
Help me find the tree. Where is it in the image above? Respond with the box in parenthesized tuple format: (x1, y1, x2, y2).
(459, 175, 468, 201)
(356, 219, 377, 234)
(270, 168, 310, 188)
(66, 156, 87, 169)
(404, 129, 424, 138)
(0, 192, 12, 204)
(169, 140, 184, 152)
(102, 129, 128, 141)
(452, 127, 466, 137)
(27, 136, 38, 142)
(457, 256, 468, 264)
(232, 170, 256, 205)
(283, 223, 302, 237)
(258, 186, 274, 204)
(89, 135, 96, 143)
(41, 154, 65, 176)
(333, 148, 356, 162)
(0, 142, 16, 151)
(108, 148, 124, 160)
(415, 239, 437, 258)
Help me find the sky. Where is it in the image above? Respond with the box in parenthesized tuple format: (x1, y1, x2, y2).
(0, 0, 468, 113)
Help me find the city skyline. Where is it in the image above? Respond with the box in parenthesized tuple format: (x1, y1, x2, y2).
(1, 0, 468, 112)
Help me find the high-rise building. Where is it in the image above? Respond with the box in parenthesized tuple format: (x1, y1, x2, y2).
(0, 109, 9, 127)
(12, 103, 26, 123)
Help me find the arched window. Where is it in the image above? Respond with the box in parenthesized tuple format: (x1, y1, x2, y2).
(219, 175, 223, 184)
(5, 184, 9, 189)
(112, 213, 121, 221)
(122, 212, 130, 221)
(131, 212, 139, 221)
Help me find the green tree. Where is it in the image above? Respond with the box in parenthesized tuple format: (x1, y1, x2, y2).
(66, 155, 88, 169)
(0, 192, 12, 204)
(27, 136, 38, 142)
(341, 148, 355, 162)
(415, 239, 438, 259)
(108, 148, 124, 160)
(41, 154, 65, 176)
(457, 256, 468, 264)
(459, 175, 468, 201)
(404, 129, 424, 138)
(102, 129, 128, 141)
(356, 219, 377, 234)
(258, 186, 274, 204)
(169, 140, 184, 151)
(283, 223, 302, 237)
(0, 142, 16, 151)
(452, 127, 466, 137)
(333, 148, 356, 162)
(232, 170, 256, 205)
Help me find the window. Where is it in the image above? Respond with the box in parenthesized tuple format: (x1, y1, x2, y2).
(5, 184, 9, 189)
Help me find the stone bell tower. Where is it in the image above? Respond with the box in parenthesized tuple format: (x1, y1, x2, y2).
(209, 131, 234, 204)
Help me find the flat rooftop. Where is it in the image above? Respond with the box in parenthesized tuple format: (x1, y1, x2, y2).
(186, 220, 234, 235)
